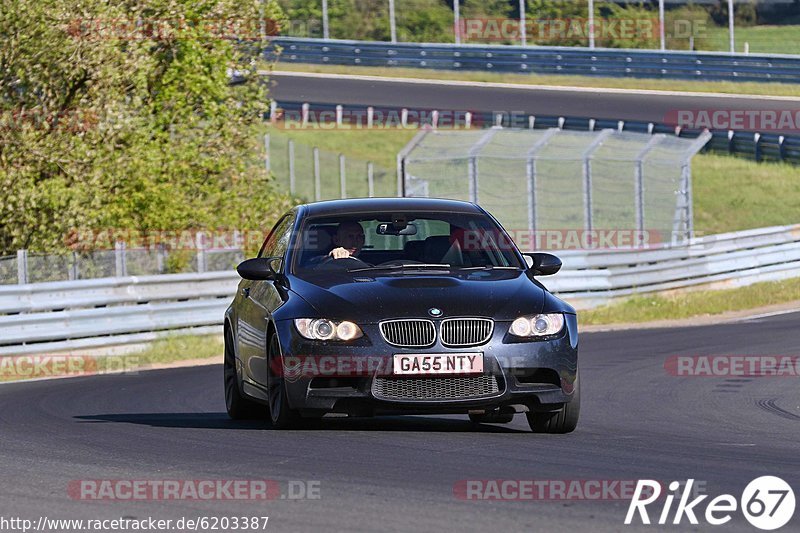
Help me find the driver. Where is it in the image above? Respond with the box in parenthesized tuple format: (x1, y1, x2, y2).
(328, 221, 366, 260)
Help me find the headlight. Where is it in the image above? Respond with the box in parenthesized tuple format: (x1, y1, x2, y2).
(294, 319, 363, 341)
(509, 314, 564, 338)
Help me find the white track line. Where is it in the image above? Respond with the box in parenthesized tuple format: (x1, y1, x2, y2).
(271, 70, 800, 102)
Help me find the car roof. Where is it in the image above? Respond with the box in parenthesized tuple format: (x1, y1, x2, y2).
(299, 197, 483, 217)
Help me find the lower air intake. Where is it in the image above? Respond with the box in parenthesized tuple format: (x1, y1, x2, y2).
(372, 375, 500, 401)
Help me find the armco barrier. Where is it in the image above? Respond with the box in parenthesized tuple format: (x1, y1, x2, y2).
(1, 224, 799, 354)
(268, 37, 800, 84)
(271, 100, 800, 165)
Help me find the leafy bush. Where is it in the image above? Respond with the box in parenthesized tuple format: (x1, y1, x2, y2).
(0, 0, 295, 255)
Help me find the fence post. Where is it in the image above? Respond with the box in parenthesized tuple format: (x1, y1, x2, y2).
(313, 147, 321, 201)
(16, 249, 28, 285)
(580, 129, 612, 234)
(468, 128, 499, 204)
(157, 244, 166, 274)
(454, 0, 461, 44)
(70, 251, 79, 281)
(367, 162, 375, 197)
(322, 0, 330, 39)
(389, 0, 397, 43)
(196, 231, 207, 273)
(264, 133, 270, 174)
(288, 139, 296, 195)
(339, 153, 347, 199)
(114, 242, 127, 277)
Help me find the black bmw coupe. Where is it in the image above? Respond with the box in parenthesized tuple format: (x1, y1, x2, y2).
(224, 198, 579, 433)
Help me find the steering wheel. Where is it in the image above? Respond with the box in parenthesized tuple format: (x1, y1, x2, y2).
(316, 255, 371, 269)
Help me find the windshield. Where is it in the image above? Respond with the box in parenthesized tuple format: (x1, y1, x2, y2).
(291, 210, 523, 277)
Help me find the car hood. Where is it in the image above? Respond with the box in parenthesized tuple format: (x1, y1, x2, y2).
(288, 270, 546, 322)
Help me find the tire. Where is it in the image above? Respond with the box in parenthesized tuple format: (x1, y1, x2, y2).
(224, 328, 265, 420)
(267, 334, 302, 429)
(526, 371, 580, 434)
(469, 411, 515, 424)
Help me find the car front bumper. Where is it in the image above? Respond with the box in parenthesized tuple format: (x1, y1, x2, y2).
(274, 315, 579, 417)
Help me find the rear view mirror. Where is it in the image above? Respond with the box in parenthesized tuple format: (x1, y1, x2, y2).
(524, 253, 562, 276)
(376, 223, 417, 236)
(236, 257, 282, 280)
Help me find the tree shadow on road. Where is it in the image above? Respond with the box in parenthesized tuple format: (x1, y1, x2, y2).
(74, 412, 528, 433)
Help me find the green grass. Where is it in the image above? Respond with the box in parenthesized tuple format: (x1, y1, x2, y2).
(706, 25, 800, 55)
(275, 63, 800, 98)
(692, 154, 800, 235)
(582, 277, 800, 325)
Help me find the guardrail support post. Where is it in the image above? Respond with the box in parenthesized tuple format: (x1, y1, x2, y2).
(115, 242, 127, 278)
(16, 249, 28, 285)
(313, 147, 321, 201)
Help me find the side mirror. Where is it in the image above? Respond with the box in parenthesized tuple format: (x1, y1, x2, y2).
(524, 253, 562, 276)
(236, 257, 282, 281)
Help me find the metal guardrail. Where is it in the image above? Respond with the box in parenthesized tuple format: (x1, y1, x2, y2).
(271, 100, 800, 165)
(0, 272, 238, 355)
(1, 224, 799, 354)
(268, 37, 800, 84)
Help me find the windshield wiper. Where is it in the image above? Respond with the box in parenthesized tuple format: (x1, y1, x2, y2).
(456, 265, 523, 271)
(347, 263, 451, 273)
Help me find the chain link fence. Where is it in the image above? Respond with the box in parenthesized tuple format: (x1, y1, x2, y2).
(266, 131, 395, 201)
(0, 246, 245, 286)
(401, 127, 711, 248)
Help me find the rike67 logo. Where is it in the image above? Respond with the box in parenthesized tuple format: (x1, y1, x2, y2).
(625, 477, 795, 530)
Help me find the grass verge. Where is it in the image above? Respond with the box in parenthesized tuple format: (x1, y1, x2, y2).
(275, 63, 800, 98)
(582, 277, 800, 325)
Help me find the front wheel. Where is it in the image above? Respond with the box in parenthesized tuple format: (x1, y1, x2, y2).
(224, 328, 265, 420)
(267, 334, 302, 429)
(526, 372, 580, 434)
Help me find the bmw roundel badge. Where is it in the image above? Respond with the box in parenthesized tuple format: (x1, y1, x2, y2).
(428, 308, 443, 317)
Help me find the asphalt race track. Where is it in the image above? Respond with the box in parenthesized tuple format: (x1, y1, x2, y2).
(269, 72, 800, 128)
(1, 311, 798, 532)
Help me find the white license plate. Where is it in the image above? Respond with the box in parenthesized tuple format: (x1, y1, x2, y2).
(392, 353, 483, 376)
